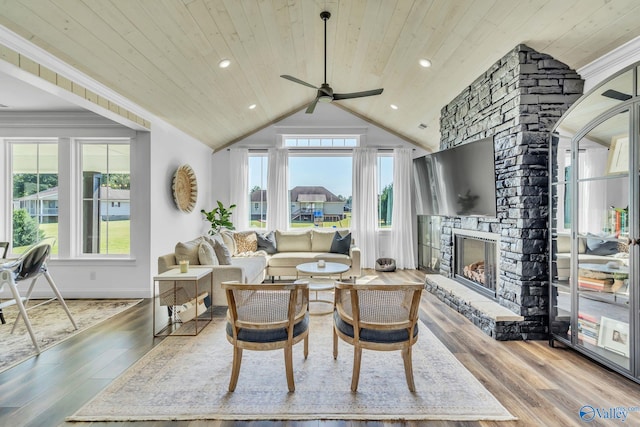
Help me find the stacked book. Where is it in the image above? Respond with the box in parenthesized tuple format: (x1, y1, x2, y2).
(577, 312, 599, 346)
(578, 276, 614, 292)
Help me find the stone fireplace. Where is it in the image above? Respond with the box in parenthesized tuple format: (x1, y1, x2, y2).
(423, 44, 584, 340)
(453, 230, 499, 300)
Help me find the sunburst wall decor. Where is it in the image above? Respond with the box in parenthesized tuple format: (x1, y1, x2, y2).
(172, 164, 198, 213)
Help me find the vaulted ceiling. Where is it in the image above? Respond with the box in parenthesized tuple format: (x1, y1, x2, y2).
(1, 0, 640, 153)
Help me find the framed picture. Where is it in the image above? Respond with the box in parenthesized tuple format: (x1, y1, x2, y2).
(606, 135, 629, 175)
(597, 316, 630, 357)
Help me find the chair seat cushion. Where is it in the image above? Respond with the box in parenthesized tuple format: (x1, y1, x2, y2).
(227, 312, 309, 343)
(333, 311, 418, 344)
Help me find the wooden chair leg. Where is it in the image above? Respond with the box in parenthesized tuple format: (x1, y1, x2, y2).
(284, 345, 295, 392)
(304, 334, 309, 359)
(402, 346, 416, 392)
(228, 346, 243, 392)
(0, 308, 5, 324)
(333, 326, 338, 359)
(351, 345, 362, 392)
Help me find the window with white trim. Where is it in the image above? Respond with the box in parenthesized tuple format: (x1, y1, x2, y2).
(378, 154, 393, 228)
(248, 154, 268, 229)
(10, 140, 59, 254)
(80, 140, 130, 255)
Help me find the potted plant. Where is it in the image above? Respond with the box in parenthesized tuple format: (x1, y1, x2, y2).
(201, 201, 236, 235)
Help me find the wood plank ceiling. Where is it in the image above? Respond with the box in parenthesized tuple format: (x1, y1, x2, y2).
(1, 0, 640, 152)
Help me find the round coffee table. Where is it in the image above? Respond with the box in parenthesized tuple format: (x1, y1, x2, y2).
(296, 262, 349, 315)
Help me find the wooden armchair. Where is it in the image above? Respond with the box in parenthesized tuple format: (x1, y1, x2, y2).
(333, 282, 424, 392)
(223, 281, 310, 392)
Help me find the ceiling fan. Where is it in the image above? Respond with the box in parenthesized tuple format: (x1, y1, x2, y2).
(280, 11, 384, 114)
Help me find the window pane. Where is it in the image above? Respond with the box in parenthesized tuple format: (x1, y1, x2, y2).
(289, 156, 352, 228)
(378, 156, 393, 228)
(249, 155, 268, 229)
(11, 142, 59, 254)
(81, 141, 130, 254)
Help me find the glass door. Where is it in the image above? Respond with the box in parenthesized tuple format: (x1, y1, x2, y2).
(575, 110, 631, 370)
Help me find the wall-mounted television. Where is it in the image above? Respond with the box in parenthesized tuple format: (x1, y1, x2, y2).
(413, 136, 497, 217)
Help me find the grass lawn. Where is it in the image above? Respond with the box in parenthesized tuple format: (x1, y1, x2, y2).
(14, 220, 130, 255)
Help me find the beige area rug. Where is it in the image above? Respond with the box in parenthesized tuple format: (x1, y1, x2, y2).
(0, 299, 142, 373)
(68, 313, 516, 422)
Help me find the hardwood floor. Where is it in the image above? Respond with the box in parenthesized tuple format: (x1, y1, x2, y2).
(1, 269, 639, 426)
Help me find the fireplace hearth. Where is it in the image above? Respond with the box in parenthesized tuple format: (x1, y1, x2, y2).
(453, 230, 499, 300)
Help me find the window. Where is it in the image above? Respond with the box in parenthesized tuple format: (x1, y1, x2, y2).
(288, 155, 352, 228)
(248, 154, 268, 229)
(284, 136, 358, 148)
(80, 141, 130, 255)
(10, 141, 59, 254)
(378, 155, 393, 228)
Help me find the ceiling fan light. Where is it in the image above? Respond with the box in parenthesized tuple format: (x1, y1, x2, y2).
(218, 59, 231, 68)
(419, 58, 432, 68)
(318, 95, 333, 103)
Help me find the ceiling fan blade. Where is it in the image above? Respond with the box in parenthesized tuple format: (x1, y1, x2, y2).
(601, 89, 632, 101)
(305, 97, 319, 114)
(280, 75, 318, 90)
(333, 88, 384, 100)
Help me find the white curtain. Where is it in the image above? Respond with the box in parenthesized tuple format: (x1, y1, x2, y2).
(229, 148, 248, 230)
(391, 148, 416, 269)
(267, 147, 289, 230)
(352, 147, 378, 268)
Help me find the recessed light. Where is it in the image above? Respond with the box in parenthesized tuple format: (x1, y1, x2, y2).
(390, 104, 399, 110)
(418, 123, 427, 129)
(248, 104, 256, 110)
(218, 59, 231, 68)
(419, 58, 432, 68)
(0, 103, 8, 108)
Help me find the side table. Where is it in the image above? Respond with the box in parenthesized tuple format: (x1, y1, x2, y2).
(153, 267, 213, 337)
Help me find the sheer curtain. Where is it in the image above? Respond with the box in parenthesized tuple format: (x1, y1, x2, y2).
(391, 148, 416, 269)
(352, 147, 378, 268)
(229, 148, 248, 230)
(267, 147, 289, 231)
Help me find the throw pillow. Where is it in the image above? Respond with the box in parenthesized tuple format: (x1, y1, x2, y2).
(257, 231, 277, 254)
(276, 230, 312, 252)
(175, 237, 204, 265)
(219, 229, 237, 255)
(198, 241, 219, 265)
(586, 233, 620, 256)
(330, 231, 351, 255)
(211, 235, 232, 265)
(234, 231, 258, 253)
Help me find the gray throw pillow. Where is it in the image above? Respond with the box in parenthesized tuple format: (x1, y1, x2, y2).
(211, 235, 232, 265)
(329, 231, 351, 255)
(257, 231, 277, 254)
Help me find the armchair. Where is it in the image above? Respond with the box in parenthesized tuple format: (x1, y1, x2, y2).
(333, 282, 424, 392)
(223, 281, 310, 392)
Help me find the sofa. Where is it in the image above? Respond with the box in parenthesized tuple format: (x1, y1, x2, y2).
(554, 233, 628, 280)
(158, 229, 361, 306)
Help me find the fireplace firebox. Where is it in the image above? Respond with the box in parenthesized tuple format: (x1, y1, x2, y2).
(453, 231, 499, 300)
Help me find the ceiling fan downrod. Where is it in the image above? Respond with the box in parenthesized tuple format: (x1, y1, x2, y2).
(321, 11, 330, 85)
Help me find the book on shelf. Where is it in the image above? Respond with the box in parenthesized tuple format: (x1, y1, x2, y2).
(578, 276, 614, 292)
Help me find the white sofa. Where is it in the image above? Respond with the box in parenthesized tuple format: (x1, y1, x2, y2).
(158, 229, 360, 306)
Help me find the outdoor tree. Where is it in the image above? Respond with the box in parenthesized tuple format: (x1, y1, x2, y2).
(12, 208, 44, 247)
(379, 184, 393, 226)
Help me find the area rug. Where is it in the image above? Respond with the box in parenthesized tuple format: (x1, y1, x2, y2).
(67, 314, 515, 422)
(0, 299, 142, 373)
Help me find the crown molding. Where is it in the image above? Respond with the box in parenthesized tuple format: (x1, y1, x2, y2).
(0, 24, 152, 127)
(578, 35, 640, 92)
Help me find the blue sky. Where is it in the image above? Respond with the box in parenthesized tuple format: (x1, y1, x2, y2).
(249, 155, 393, 198)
